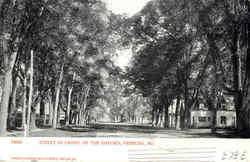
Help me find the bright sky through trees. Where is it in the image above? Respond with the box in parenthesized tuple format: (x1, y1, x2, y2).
(102, 0, 150, 70)
(103, 0, 151, 16)
(114, 48, 133, 70)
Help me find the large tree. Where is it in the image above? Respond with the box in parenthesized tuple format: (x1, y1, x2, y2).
(124, 0, 248, 132)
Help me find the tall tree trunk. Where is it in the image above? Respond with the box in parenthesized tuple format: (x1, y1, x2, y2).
(180, 100, 186, 129)
(180, 48, 190, 130)
(242, 60, 250, 132)
(211, 107, 217, 133)
(232, 32, 244, 131)
(151, 106, 156, 127)
(171, 105, 175, 128)
(0, 0, 17, 136)
(164, 105, 169, 128)
(157, 108, 162, 128)
(78, 110, 81, 126)
(48, 93, 53, 126)
(246, 1, 250, 130)
(183, 76, 190, 129)
(155, 107, 160, 127)
(0, 52, 17, 135)
(26, 50, 34, 137)
(66, 87, 73, 126)
(229, 0, 248, 132)
(10, 76, 17, 113)
(241, 3, 250, 133)
(84, 110, 90, 125)
(8, 76, 18, 129)
(39, 99, 45, 126)
(22, 74, 27, 132)
(43, 99, 47, 126)
(74, 111, 78, 125)
(0, 70, 13, 135)
(52, 64, 64, 129)
(30, 111, 36, 130)
(66, 72, 75, 125)
(175, 97, 181, 130)
(80, 84, 90, 126)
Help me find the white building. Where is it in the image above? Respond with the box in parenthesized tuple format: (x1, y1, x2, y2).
(190, 110, 236, 128)
(169, 95, 236, 128)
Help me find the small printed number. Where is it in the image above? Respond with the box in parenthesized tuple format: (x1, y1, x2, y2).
(240, 151, 247, 160)
(221, 151, 247, 161)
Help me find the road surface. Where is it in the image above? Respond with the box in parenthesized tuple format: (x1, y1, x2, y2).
(7, 122, 239, 138)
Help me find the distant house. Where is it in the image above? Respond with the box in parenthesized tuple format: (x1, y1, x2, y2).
(190, 95, 236, 128)
(190, 110, 236, 128)
(168, 95, 236, 129)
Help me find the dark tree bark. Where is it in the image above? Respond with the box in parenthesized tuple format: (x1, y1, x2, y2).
(175, 97, 181, 130)
(0, 0, 18, 136)
(241, 1, 250, 132)
(48, 93, 53, 125)
(211, 107, 217, 133)
(7, 76, 18, 129)
(164, 104, 169, 128)
(231, 26, 245, 131)
(151, 106, 156, 127)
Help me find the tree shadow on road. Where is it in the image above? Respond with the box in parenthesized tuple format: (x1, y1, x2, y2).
(183, 129, 250, 138)
(38, 123, 250, 138)
(58, 125, 96, 132)
(57, 123, 158, 134)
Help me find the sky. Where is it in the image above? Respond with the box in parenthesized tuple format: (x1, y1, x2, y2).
(102, 0, 151, 70)
(113, 48, 133, 70)
(103, 0, 151, 16)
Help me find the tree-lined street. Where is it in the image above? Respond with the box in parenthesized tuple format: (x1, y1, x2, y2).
(0, 0, 249, 137)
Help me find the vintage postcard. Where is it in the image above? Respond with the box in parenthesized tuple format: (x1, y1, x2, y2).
(0, 0, 249, 161)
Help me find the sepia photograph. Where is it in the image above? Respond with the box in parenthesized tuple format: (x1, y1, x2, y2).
(0, 0, 249, 140)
